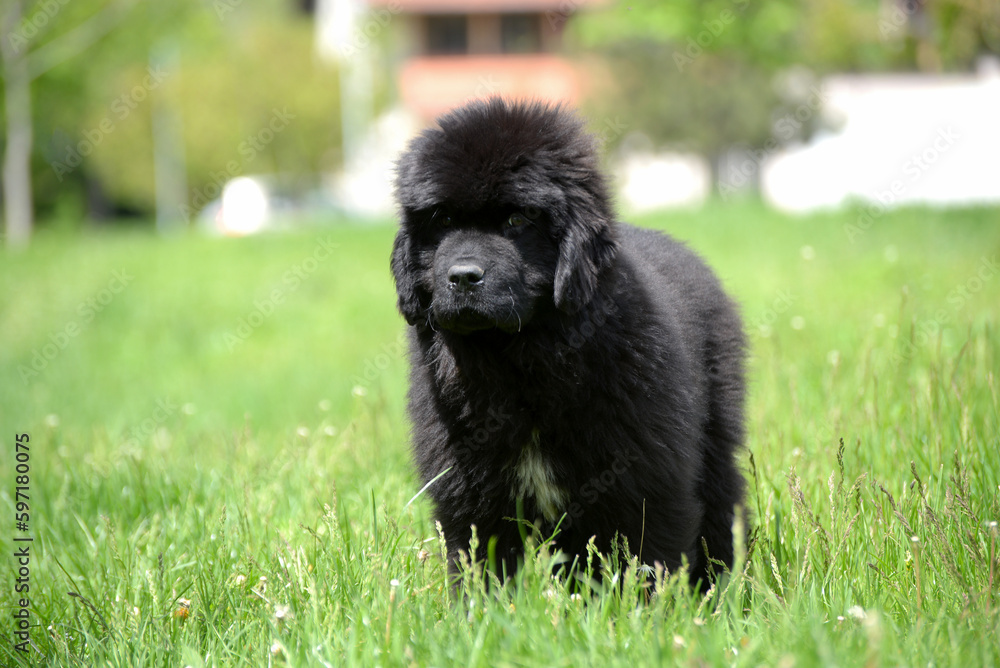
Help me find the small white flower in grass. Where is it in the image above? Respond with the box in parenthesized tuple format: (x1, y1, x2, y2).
(390, 578, 400, 588)
(274, 604, 292, 623)
(800, 245, 815, 261)
(323, 425, 337, 437)
(847, 605, 867, 620)
(791, 315, 805, 330)
(234, 574, 247, 586)
(570, 593, 582, 602)
(270, 642, 283, 658)
(296, 426, 310, 438)
(673, 635, 687, 649)
(352, 385, 368, 397)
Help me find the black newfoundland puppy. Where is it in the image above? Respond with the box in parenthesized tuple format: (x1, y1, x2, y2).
(391, 97, 746, 587)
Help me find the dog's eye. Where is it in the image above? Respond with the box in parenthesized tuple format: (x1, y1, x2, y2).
(507, 212, 529, 228)
(432, 209, 452, 226)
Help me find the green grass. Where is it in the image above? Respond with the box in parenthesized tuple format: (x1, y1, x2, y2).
(2, 203, 999, 666)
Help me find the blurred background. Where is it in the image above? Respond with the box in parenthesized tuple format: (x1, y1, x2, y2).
(2, 0, 999, 441)
(2, 7, 998, 663)
(2, 0, 999, 243)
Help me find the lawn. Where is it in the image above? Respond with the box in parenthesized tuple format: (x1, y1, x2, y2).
(2, 202, 998, 666)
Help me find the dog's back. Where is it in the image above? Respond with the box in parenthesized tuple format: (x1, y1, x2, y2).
(618, 224, 747, 577)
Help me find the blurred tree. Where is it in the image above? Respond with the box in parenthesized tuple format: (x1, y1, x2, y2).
(86, 16, 341, 221)
(571, 0, 817, 190)
(2, 1, 33, 248)
(589, 41, 779, 172)
(2, 0, 344, 240)
(2, 0, 206, 243)
(2, 0, 144, 246)
(571, 0, 999, 189)
(882, 0, 1000, 72)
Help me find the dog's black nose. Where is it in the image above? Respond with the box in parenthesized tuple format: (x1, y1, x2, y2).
(448, 263, 485, 290)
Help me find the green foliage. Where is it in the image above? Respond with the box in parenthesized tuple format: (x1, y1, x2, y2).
(588, 42, 779, 159)
(573, 0, 804, 70)
(2, 204, 999, 665)
(10, 0, 210, 220)
(572, 0, 813, 160)
(7, 0, 342, 222)
(570, 0, 999, 159)
(88, 17, 341, 214)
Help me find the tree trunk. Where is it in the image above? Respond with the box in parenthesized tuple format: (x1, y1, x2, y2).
(2, 0, 34, 249)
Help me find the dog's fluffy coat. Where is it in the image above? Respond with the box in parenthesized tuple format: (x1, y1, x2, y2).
(391, 98, 746, 585)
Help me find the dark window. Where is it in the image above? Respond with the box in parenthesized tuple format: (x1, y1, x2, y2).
(501, 14, 541, 53)
(426, 15, 468, 55)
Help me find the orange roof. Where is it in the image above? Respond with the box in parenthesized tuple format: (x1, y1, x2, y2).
(399, 54, 580, 121)
(369, 0, 589, 12)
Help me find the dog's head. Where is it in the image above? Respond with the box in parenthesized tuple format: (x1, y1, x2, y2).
(391, 97, 618, 334)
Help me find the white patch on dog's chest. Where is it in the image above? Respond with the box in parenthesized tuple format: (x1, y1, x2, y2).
(512, 429, 567, 523)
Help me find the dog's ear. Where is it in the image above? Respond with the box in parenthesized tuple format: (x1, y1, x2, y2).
(553, 212, 618, 314)
(390, 228, 426, 326)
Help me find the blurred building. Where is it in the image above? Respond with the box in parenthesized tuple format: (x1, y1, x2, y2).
(368, 0, 586, 122)
(312, 0, 597, 217)
(762, 58, 1000, 213)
